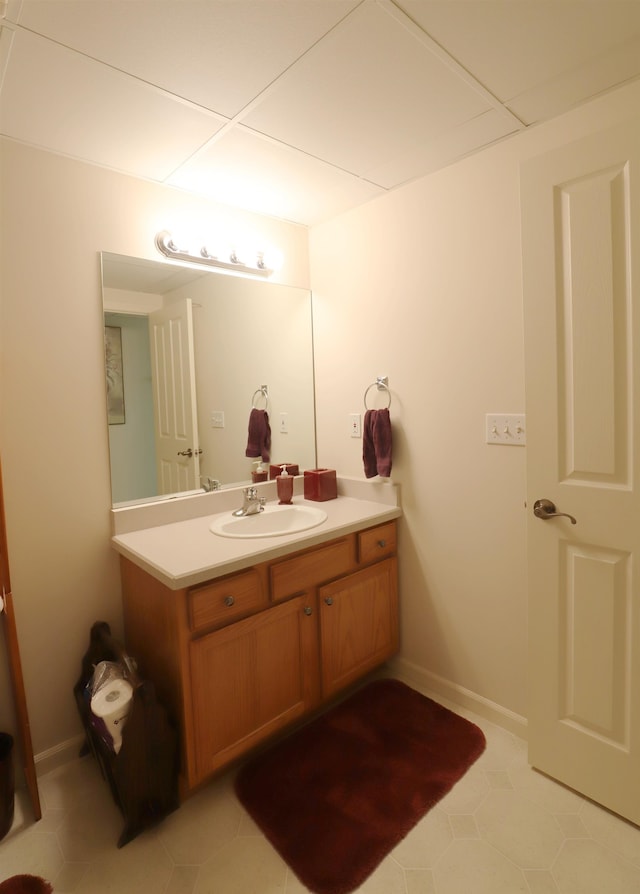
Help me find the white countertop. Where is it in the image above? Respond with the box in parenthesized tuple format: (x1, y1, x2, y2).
(111, 477, 401, 590)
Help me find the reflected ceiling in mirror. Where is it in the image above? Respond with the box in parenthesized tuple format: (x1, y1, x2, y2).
(101, 252, 316, 507)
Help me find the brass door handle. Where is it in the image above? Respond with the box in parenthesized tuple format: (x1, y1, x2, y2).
(177, 448, 193, 458)
(533, 498, 577, 525)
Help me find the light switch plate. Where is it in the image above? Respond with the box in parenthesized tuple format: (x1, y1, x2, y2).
(486, 414, 526, 446)
(210, 410, 225, 429)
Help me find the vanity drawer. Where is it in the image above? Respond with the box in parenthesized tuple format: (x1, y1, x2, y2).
(358, 521, 397, 565)
(270, 536, 355, 602)
(189, 569, 267, 632)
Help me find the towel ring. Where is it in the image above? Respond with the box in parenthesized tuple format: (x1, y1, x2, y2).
(363, 376, 391, 410)
(251, 385, 269, 409)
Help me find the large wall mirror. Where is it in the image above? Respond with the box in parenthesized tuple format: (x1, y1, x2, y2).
(101, 252, 316, 507)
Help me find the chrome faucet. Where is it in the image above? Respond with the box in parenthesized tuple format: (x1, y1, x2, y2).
(201, 476, 221, 492)
(232, 486, 266, 517)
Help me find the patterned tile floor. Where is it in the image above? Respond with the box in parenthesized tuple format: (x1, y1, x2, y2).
(1, 684, 639, 893)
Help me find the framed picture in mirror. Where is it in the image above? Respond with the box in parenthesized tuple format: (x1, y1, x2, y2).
(105, 325, 125, 425)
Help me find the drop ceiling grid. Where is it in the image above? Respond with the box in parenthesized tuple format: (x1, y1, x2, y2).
(166, 125, 385, 226)
(507, 34, 640, 125)
(241, 0, 492, 178)
(0, 27, 226, 180)
(14, 0, 361, 119)
(400, 0, 640, 106)
(2, 0, 640, 228)
(365, 107, 521, 189)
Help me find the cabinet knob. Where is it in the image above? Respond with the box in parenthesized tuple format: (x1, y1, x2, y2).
(324, 597, 334, 606)
(224, 595, 235, 607)
(377, 539, 386, 548)
(303, 606, 313, 616)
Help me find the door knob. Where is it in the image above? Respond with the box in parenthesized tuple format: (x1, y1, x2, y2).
(177, 448, 193, 457)
(533, 498, 577, 525)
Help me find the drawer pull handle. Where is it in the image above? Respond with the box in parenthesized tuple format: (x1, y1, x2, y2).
(224, 596, 235, 607)
(377, 539, 387, 548)
(303, 606, 313, 616)
(324, 597, 334, 606)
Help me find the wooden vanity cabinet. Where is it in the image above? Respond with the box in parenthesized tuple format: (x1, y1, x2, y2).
(319, 558, 398, 698)
(189, 593, 320, 782)
(120, 520, 398, 796)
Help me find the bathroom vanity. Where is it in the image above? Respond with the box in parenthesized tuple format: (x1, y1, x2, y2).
(111, 478, 401, 796)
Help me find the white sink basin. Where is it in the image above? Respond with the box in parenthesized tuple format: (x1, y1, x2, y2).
(209, 503, 328, 539)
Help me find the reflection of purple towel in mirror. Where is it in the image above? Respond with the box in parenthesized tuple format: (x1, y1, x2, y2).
(245, 408, 271, 462)
(363, 408, 392, 478)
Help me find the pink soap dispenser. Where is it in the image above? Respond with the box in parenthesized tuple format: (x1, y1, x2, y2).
(276, 464, 293, 505)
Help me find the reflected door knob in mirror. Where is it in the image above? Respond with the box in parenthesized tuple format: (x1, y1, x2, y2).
(177, 448, 194, 458)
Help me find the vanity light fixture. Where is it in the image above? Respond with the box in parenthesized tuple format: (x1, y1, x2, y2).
(155, 230, 273, 277)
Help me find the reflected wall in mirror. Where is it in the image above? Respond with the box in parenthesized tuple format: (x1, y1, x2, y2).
(101, 253, 316, 507)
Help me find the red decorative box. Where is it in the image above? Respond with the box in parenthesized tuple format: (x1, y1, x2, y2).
(269, 463, 299, 479)
(304, 468, 337, 501)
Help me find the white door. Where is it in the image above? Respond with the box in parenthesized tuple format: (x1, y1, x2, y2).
(148, 299, 200, 495)
(521, 118, 640, 824)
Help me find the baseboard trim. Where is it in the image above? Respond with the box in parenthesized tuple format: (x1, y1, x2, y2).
(35, 734, 85, 778)
(388, 657, 528, 740)
(34, 667, 527, 778)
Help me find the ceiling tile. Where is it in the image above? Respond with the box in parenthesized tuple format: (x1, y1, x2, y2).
(16, 0, 360, 117)
(507, 33, 640, 125)
(102, 254, 209, 295)
(167, 126, 385, 225)
(398, 0, 640, 103)
(366, 108, 521, 188)
(0, 29, 224, 179)
(242, 0, 491, 175)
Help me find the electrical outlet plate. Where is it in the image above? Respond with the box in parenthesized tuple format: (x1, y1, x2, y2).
(279, 413, 288, 433)
(486, 414, 526, 446)
(350, 413, 361, 438)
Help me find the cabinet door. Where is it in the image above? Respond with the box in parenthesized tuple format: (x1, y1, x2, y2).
(189, 594, 318, 785)
(319, 558, 398, 699)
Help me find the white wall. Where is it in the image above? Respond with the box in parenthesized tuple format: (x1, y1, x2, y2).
(310, 80, 640, 726)
(0, 142, 309, 764)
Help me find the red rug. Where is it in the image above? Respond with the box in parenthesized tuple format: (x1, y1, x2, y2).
(0, 877, 52, 894)
(235, 678, 486, 894)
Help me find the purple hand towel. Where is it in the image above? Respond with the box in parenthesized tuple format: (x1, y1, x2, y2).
(363, 410, 378, 478)
(362, 408, 392, 478)
(373, 407, 392, 477)
(245, 408, 271, 462)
